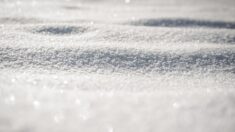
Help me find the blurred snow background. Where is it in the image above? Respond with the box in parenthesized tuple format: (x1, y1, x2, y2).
(0, 0, 235, 132)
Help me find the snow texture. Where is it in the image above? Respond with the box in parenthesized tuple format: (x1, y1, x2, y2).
(0, 0, 235, 132)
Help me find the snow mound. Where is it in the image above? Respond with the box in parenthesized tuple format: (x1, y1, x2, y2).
(31, 25, 89, 36)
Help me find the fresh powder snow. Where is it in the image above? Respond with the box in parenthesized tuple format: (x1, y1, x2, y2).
(0, 0, 235, 132)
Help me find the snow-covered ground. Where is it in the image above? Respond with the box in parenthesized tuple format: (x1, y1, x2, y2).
(0, 0, 235, 132)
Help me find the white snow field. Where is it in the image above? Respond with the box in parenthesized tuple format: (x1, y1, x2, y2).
(0, 0, 235, 132)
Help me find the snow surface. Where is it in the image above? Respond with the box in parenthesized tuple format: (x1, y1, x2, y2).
(0, 0, 235, 132)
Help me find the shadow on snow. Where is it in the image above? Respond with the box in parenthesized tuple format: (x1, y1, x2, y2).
(128, 18, 235, 29)
(0, 47, 234, 74)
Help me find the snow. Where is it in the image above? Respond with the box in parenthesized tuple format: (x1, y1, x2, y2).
(0, 0, 235, 132)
